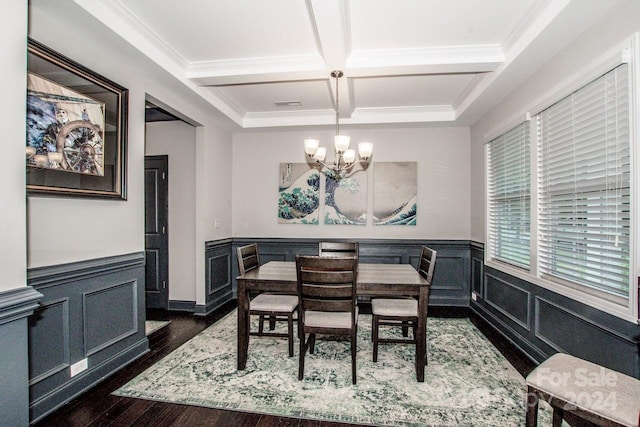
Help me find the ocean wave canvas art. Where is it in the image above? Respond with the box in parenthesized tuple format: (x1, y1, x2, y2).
(373, 162, 417, 225)
(278, 163, 320, 224)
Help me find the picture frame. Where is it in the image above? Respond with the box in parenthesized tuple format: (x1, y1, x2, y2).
(26, 38, 128, 199)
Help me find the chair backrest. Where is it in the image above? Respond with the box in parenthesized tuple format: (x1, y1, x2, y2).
(318, 241, 359, 258)
(296, 256, 357, 315)
(418, 246, 437, 283)
(237, 243, 260, 275)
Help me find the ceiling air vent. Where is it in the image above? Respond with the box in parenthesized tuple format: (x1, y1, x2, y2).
(274, 101, 302, 107)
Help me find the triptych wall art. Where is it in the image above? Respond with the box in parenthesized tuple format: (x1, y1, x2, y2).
(278, 161, 416, 226)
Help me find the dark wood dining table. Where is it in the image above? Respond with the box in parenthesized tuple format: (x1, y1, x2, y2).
(236, 261, 431, 382)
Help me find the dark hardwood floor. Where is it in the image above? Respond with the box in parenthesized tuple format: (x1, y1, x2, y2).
(34, 302, 537, 427)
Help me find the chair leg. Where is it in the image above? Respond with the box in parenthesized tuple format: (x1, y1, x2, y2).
(287, 313, 294, 357)
(401, 322, 409, 337)
(551, 406, 563, 427)
(309, 333, 316, 354)
(351, 328, 357, 385)
(371, 316, 375, 342)
(422, 322, 428, 366)
(298, 329, 306, 381)
(269, 315, 276, 331)
(372, 315, 379, 362)
(525, 386, 539, 427)
(258, 314, 265, 334)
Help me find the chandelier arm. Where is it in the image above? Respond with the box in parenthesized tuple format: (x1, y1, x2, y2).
(309, 157, 365, 174)
(303, 70, 371, 180)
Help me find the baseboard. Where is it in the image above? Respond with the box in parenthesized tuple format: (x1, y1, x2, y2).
(29, 339, 149, 424)
(194, 292, 233, 317)
(470, 303, 547, 365)
(168, 299, 196, 312)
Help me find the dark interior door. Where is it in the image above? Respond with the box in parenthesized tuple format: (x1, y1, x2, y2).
(145, 155, 169, 309)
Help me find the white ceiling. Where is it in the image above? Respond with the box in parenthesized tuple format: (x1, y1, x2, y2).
(74, 0, 619, 129)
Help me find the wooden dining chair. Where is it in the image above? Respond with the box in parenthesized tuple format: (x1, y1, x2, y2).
(318, 241, 359, 259)
(237, 244, 298, 357)
(295, 255, 359, 384)
(371, 246, 436, 364)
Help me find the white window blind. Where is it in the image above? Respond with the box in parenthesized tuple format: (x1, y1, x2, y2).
(487, 122, 531, 269)
(537, 64, 631, 297)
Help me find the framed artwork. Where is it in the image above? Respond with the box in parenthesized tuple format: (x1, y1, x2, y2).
(278, 163, 320, 224)
(373, 162, 417, 225)
(26, 38, 128, 199)
(324, 165, 367, 225)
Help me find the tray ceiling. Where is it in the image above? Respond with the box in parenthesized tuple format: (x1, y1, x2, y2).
(74, 0, 619, 128)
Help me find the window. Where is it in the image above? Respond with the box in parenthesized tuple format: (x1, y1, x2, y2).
(487, 122, 531, 269)
(537, 64, 631, 297)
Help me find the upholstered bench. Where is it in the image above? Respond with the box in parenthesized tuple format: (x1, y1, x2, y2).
(525, 353, 640, 426)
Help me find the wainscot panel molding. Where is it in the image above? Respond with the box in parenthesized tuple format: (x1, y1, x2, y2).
(229, 238, 471, 307)
(0, 287, 43, 427)
(27, 253, 148, 423)
(470, 243, 640, 379)
(197, 239, 234, 316)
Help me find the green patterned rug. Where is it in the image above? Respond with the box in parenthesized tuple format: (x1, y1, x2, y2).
(115, 311, 535, 426)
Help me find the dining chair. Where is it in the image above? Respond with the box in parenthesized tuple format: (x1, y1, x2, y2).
(295, 255, 359, 384)
(237, 243, 298, 357)
(318, 241, 359, 258)
(371, 246, 437, 364)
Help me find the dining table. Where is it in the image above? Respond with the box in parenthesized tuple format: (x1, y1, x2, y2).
(236, 261, 431, 382)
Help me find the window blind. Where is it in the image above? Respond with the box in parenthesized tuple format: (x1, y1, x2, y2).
(487, 122, 531, 269)
(537, 64, 630, 296)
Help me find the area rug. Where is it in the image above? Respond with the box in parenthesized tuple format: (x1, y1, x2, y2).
(116, 311, 537, 426)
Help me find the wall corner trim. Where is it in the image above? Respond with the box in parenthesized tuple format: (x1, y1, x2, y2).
(0, 287, 43, 325)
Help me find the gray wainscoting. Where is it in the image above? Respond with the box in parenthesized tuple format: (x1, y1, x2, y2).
(197, 238, 234, 316)
(196, 238, 471, 317)
(0, 286, 42, 427)
(470, 242, 640, 379)
(230, 238, 471, 307)
(27, 253, 148, 423)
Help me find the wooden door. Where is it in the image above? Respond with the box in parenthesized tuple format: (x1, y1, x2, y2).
(144, 155, 169, 309)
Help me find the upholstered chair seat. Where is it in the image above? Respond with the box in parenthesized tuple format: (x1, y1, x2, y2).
(250, 294, 298, 313)
(526, 353, 640, 427)
(371, 298, 416, 317)
(304, 307, 359, 329)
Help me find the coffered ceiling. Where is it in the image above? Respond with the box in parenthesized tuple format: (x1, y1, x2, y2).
(73, 0, 618, 128)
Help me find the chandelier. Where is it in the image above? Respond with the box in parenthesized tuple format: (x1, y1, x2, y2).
(304, 70, 373, 178)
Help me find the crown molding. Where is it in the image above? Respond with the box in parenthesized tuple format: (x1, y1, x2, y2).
(186, 54, 327, 85)
(242, 105, 455, 128)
